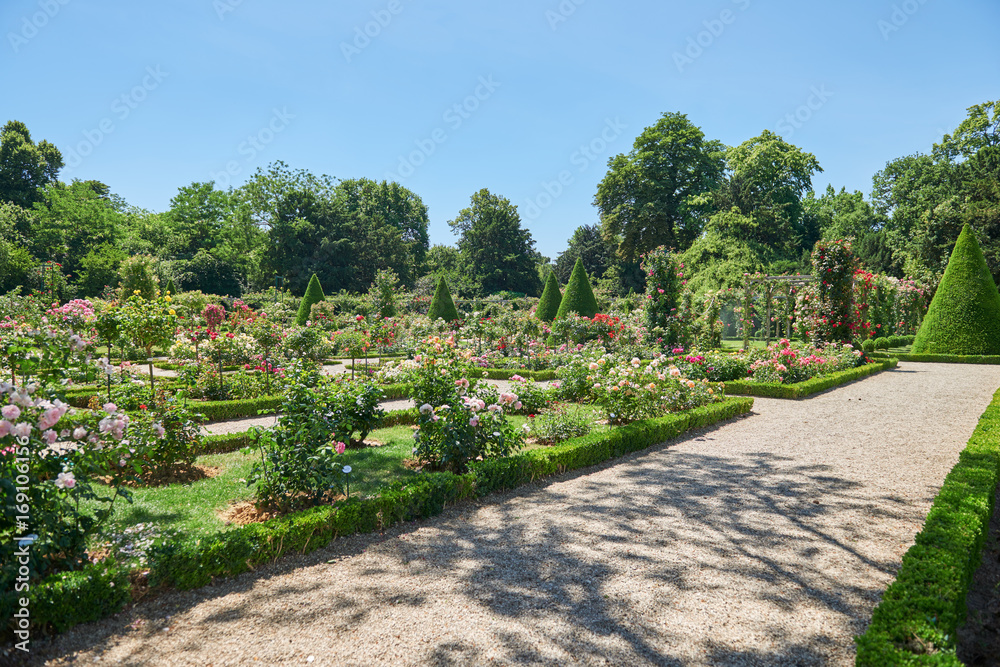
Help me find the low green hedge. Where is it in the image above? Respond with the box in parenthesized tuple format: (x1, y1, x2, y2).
(4, 397, 752, 637)
(855, 386, 1000, 665)
(872, 352, 1000, 365)
(0, 561, 130, 638)
(190, 396, 284, 422)
(724, 359, 898, 399)
(198, 431, 258, 455)
(470, 397, 753, 496)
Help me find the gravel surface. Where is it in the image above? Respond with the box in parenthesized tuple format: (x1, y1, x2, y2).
(19, 362, 1000, 666)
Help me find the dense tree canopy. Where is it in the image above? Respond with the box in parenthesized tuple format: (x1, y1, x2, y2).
(449, 188, 542, 296)
(595, 112, 726, 264)
(2, 101, 998, 303)
(554, 224, 615, 285)
(0, 120, 63, 209)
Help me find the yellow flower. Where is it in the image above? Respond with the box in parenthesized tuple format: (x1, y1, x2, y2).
(164, 295, 172, 302)
(169, 309, 176, 316)
(133, 290, 141, 295)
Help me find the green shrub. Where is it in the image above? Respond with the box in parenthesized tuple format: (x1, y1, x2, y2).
(428, 276, 460, 322)
(294, 274, 326, 326)
(535, 270, 562, 322)
(862, 339, 876, 354)
(874, 336, 890, 350)
(913, 224, 1000, 355)
(855, 386, 1000, 665)
(245, 365, 353, 511)
(526, 404, 594, 445)
(1, 561, 131, 638)
(555, 258, 598, 320)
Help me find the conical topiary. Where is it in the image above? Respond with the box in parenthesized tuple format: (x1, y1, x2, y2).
(428, 276, 460, 322)
(912, 224, 1000, 355)
(294, 274, 326, 326)
(535, 270, 562, 322)
(555, 258, 599, 319)
(164, 278, 178, 297)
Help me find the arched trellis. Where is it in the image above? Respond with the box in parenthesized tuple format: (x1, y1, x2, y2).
(741, 274, 815, 350)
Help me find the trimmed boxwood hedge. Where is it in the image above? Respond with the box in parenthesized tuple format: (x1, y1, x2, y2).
(855, 386, 1000, 665)
(3, 397, 752, 637)
(191, 395, 284, 422)
(723, 359, 898, 399)
(872, 352, 1000, 365)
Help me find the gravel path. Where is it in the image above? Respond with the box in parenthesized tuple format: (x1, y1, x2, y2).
(21, 362, 1000, 666)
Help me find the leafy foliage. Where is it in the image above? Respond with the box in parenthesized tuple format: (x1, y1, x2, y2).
(596, 112, 725, 262)
(913, 224, 1000, 354)
(428, 276, 459, 322)
(294, 273, 326, 326)
(555, 258, 599, 319)
(535, 270, 562, 322)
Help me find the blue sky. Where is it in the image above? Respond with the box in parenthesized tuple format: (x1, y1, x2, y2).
(3, 0, 998, 260)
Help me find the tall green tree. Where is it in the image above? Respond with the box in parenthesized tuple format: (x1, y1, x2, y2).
(165, 182, 234, 257)
(30, 180, 123, 281)
(335, 178, 430, 270)
(595, 112, 725, 263)
(449, 188, 542, 296)
(554, 224, 615, 284)
(717, 130, 822, 253)
(0, 120, 63, 208)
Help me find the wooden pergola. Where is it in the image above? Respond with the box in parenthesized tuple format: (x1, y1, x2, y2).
(742, 274, 815, 349)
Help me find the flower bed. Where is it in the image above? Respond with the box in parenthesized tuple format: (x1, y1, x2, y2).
(855, 386, 1000, 665)
(0, 396, 751, 637)
(723, 359, 898, 399)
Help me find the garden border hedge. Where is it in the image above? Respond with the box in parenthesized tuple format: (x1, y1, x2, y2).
(873, 352, 1000, 365)
(723, 359, 898, 399)
(854, 386, 1000, 665)
(2, 396, 752, 639)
